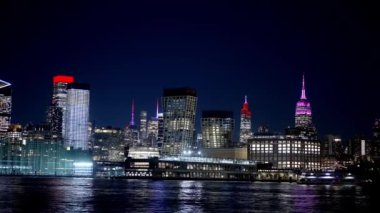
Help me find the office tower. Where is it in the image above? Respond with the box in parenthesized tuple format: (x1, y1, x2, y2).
(201, 110, 234, 148)
(0, 79, 12, 135)
(239, 95, 252, 145)
(147, 100, 160, 147)
(157, 112, 164, 147)
(140, 111, 147, 140)
(47, 75, 74, 137)
(162, 88, 197, 156)
(92, 127, 125, 162)
(295, 74, 313, 128)
(64, 83, 90, 150)
(124, 99, 139, 147)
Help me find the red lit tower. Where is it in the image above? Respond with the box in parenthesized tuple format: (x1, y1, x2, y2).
(239, 95, 253, 144)
(47, 75, 74, 137)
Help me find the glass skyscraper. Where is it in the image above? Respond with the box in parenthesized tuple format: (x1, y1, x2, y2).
(47, 75, 74, 137)
(64, 83, 90, 150)
(201, 111, 234, 148)
(0, 79, 11, 135)
(162, 88, 197, 156)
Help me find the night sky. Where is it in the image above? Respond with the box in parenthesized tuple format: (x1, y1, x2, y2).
(1, 1, 379, 139)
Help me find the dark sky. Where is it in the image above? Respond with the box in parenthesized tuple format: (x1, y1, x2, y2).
(1, 0, 379, 139)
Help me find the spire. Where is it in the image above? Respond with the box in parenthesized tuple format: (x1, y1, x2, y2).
(130, 98, 135, 126)
(241, 95, 252, 116)
(156, 98, 159, 119)
(301, 73, 307, 100)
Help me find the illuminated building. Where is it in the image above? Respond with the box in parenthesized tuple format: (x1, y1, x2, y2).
(146, 100, 160, 147)
(92, 127, 125, 162)
(294, 74, 316, 135)
(47, 75, 74, 137)
(157, 112, 164, 147)
(162, 88, 197, 156)
(124, 99, 139, 146)
(0, 79, 12, 136)
(139, 111, 147, 140)
(64, 83, 90, 150)
(248, 134, 320, 170)
(201, 110, 234, 148)
(239, 96, 252, 145)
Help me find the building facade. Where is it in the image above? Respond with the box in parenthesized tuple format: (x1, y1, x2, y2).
(139, 111, 147, 140)
(64, 83, 90, 150)
(0, 79, 12, 135)
(239, 96, 252, 145)
(47, 75, 74, 137)
(201, 110, 234, 148)
(162, 88, 197, 156)
(248, 135, 320, 170)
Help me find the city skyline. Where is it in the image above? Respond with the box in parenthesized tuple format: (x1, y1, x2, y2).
(1, 1, 379, 138)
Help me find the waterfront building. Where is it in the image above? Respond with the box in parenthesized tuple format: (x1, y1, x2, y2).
(124, 156, 256, 181)
(92, 127, 125, 162)
(0, 79, 12, 136)
(47, 75, 74, 138)
(201, 110, 234, 148)
(64, 83, 90, 150)
(239, 96, 253, 145)
(248, 134, 320, 170)
(162, 88, 197, 156)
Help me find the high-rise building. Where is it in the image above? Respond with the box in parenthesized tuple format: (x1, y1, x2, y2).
(157, 112, 164, 148)
(64, 83, 90, 150)
(47, 75, 74, 137)
(295, 74, 313, 128)
(239, 96, 252, 145)
(0, 79, 12, 135)
(201, 110, 234, 148)
(293, 74, 316, 138)
(146, 100, 160, 147)
(162, 88, 197, 156)
(139, 111, 147, 140)
(124, 99, 139, 147)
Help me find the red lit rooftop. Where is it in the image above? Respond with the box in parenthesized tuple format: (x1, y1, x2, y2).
(53, 75, 74, 84)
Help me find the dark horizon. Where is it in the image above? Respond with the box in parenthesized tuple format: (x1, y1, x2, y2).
(1, 1, 379, 139)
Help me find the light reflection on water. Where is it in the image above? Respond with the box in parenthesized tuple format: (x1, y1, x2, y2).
(0, 177, 375, 212)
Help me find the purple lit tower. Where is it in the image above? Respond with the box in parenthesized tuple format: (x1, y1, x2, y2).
(295, 74, 313, 128)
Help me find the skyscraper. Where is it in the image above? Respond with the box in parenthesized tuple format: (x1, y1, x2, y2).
(162, 88, 197, 156)
(124, 99, 139, 147)
(147, 100, 160, 147)
(239, 95, 252, 145)
(47, 75, 74, 137)
(0, 79, 12, 135)
(64, 83, 90, 150)
(295, 74, 313, 128)
(201, 111, 234, 148)
(139, 111, 147, 140)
